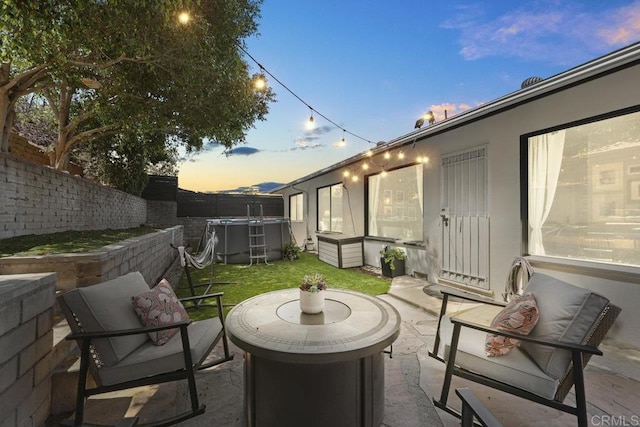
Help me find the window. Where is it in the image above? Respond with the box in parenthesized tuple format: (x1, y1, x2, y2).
(525, 109, 640, 267)
(368, 164, 423, 240)
(317, 184, 343, 232)
(290, 193, 303, 221)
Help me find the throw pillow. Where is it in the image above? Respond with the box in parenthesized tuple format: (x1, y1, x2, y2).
(485, 293, 539, 357)
(132, 279, 189, 345)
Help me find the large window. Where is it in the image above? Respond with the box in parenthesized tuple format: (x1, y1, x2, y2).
(290, 193, 303, 221)
(368, 164, 423, 240)
(317, 184, 342, 232)
(525, 109, 640, 267)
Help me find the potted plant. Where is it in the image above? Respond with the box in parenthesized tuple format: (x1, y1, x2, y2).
(299, 272, 328, 314)
(282, 242, 301, 260)
(380, 246, 407, 278)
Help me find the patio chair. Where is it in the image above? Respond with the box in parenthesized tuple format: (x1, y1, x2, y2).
(57, 271, 233, 426)
(430, 273, 621, 427)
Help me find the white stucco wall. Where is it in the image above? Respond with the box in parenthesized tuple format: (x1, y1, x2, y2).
(275, 58, 640, 344)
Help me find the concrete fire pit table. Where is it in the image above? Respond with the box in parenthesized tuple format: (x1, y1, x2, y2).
(226, 288, 401, 427)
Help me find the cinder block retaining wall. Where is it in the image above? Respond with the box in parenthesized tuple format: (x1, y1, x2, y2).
(0, 273, 56, 427)
(0, 154, 147, 240)
(0, 226, 183, 291)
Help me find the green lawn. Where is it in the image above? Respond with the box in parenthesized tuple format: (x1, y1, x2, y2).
(176, 252, 390, 319)
(0, 227, 159, 257)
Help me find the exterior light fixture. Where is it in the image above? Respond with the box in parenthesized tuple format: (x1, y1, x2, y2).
(384, 152, 391, 160)
(351, 175, 359, 182)
(343, 170, 350, 177)
(398, 152, 405, 160)
(362, 163, 369, 170)
(414, 110, 435, 128)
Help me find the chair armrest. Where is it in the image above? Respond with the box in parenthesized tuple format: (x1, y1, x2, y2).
(441, 289, 506, 307)
(450, 317, 603, 355)
(66, 320, 192, 341)
(179, 292, 224, 303)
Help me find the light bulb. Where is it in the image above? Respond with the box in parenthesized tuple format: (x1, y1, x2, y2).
(306, 112, 315, 130)
(398, 152, 405, 160)
(366, 150, 373, 157)
(178, 12, 190, 24)
(254, 75, 266, 90)
(381, 170, 387, 177)
(352, 175, 359, 182)
(384, 152, 391, 160)
(362, 163, 369, 170)
(343, 170, 350, 177)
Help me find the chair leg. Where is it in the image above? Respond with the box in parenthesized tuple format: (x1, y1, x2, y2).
(572, 350, 588, 427)
(433, 322, 464, 421)
(73, 340, 92, 426)
(429, 293, 450, 361)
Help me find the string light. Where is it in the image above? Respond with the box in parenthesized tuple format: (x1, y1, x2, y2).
(178, 12, 190, 25)
(306, 109, 315, 130)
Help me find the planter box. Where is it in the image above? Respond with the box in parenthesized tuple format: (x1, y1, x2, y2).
(381, 258, 405, 278)
(317, 235, 363, 268)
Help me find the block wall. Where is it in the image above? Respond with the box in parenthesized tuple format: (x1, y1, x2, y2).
(0, 154, 146, 240)
(0, 273, 56, 427)
(0, 226, 183, 291)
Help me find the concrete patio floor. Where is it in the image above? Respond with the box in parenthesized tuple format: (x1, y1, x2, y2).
(50, 275, 640, 426)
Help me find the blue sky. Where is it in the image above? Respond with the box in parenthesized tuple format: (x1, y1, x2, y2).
(178, 0, 640, 192)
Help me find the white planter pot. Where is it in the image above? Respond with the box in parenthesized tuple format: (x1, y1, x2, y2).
(299, 289, 325, 314)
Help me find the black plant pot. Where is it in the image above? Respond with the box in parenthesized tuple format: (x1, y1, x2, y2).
(380, 258, 405, 278)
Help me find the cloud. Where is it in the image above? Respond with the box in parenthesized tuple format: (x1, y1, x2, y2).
(444, 2, 640, 64)
(293, 139, 324, 150)
(224, 146, 260, 156)
(288, 124, 336, 151)
(305, 124, 335, 136)
(425, 103, 478, 121)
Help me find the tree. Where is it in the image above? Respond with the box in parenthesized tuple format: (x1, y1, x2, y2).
(1, 0, 273, 171)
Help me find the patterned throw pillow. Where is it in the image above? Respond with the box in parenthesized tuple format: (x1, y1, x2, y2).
(485, 293, 539, 357)
(132, 279, 189, 345)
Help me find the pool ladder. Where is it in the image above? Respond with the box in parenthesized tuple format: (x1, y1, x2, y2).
(248, 204, 270, 266)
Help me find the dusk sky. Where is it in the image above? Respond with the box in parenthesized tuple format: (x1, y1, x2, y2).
(177, 0, 640, 192)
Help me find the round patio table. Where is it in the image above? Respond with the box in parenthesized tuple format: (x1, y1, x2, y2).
(226, 288, 401, 427)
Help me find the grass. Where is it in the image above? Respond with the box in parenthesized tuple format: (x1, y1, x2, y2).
(176, 252, 391, 319)
(0, 226, 159, 257)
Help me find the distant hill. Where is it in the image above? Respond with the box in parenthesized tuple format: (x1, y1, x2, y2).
(225, 182, 284, 193)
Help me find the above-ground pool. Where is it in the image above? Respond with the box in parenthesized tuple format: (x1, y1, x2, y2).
(207, 217, 292, 264)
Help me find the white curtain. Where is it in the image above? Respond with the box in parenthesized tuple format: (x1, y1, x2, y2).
(369, 174, 381, 235)
(528, 130, 566, 255)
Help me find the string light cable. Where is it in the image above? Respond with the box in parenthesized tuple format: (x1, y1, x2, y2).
(236, 43, 375, 145)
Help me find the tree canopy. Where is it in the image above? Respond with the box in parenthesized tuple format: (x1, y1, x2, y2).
(0, 0, 274, 188)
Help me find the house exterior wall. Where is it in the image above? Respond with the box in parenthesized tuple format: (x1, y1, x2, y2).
(274, 52, 640, 344)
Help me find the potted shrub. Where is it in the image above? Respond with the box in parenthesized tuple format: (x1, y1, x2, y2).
(299, 272, 327, 314)
(380, 246, 407, 278)
(282, 242, 301, 260)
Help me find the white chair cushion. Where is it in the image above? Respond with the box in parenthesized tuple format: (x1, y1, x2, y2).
(63, 272, 150, 366)
(98, 317, 223, 386)
(440, 314, 559, 399)
(520, 273, 609, 380)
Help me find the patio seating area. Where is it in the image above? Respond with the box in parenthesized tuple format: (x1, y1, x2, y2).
(47, 273, 640, 427)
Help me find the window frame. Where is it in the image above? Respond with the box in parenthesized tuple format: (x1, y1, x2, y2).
(365, 163, 423, 241)
(289, 193, 304, 222)
(520, 105, 640, 269)
(316, 182, 343, 233)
